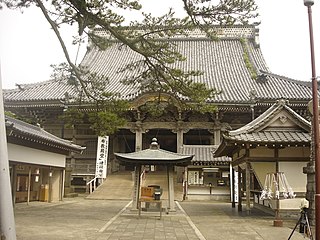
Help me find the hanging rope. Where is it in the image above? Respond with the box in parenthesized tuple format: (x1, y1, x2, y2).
(260, 172, 295, 200)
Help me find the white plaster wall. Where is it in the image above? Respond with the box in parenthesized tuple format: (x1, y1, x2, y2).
(251, 162, 307, 192)
(8, 143, 66, 167)
(279, 162, 307, 192)
(251, 162, 276, 186)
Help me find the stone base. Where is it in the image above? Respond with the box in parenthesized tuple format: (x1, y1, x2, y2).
(273, 219, 283, 227)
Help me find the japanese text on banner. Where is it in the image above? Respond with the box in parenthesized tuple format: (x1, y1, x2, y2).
(95, 136, 109, 178)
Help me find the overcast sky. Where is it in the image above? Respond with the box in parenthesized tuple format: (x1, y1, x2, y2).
(0, 0, 320, 89)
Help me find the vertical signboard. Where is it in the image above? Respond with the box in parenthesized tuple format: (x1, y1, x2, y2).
(95, 136, 109, 178)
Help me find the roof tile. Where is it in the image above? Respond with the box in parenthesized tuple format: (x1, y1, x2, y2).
(3, 26, 314, 104)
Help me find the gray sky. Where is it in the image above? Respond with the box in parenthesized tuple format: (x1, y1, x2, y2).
(0, 0, 320, 89)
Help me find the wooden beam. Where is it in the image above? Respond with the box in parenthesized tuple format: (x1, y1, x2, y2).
(233, 156, 310, 166)
(246, 157, 310, 162)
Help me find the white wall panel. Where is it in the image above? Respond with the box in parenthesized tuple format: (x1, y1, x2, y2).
(8, 143, 66, 168)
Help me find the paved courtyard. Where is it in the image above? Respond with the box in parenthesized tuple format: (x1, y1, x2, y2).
(14, 197, 310, 240)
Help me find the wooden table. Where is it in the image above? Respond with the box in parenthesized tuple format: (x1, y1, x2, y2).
(138, 197, 162, 219)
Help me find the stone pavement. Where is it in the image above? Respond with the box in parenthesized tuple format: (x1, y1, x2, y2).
(14, 197, 311, 240)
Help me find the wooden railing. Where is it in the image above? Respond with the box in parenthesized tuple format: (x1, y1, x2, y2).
(86, 177, 104, 194)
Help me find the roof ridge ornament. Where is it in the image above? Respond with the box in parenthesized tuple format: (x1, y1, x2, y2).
(15, 83, 24, 91)
(91, 25, 257, 43)
(277, 99, 289, 106)
(150, 138, 159, 149)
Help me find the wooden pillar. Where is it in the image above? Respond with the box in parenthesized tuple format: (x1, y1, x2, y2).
(176, 129, 183, 154)
(214, 128, 221, 145)
(64, 166, 72, 195)
(48, 168, 53, 203)
(274, 147, 283, 227)
(175, 128, 185, 183)
(238, 168, 242, 212)
(60, 169, 65, 201)
(27, 167, 31, 205)
(132, 164, 141, 210)
(246, 162, 251, 214)
(135, 129, 142, 152)
(167, 165, 175, 211)
(175, 115, 186, 154)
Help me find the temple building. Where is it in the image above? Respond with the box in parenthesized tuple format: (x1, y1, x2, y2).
(215, 99, 311, 219)
(3, 25, 315, 212)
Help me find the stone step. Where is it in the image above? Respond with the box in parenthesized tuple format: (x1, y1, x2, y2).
(86, 172, 134, 200)
(86, 171, 184, 201)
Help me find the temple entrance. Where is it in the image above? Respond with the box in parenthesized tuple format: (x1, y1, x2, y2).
(184, 129, 213, 145)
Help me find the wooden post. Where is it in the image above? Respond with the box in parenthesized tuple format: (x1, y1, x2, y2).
(60, 169, 64, 201)
(176, 129, 183, 154)
(214, 128, 221, 145)
(175, 129, 185, 183)
(27, 167, 31, 205)
(231, 166, 235, 208)
(135, 126, 142, 152)
(238, 168, 242, 212)
(48, 169, 52, 203)
(246, 162, 251, 214)
(274, 148, 283, 227)
(167, 165, 175, 211)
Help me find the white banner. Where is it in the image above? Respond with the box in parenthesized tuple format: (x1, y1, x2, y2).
(95, 136, 109, 178)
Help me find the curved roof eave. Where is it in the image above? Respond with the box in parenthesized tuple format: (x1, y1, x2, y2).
(114, 140, 194, 165)
(5, 116, 85, 153)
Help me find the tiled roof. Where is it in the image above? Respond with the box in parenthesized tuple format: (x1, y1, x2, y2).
(3, 80, 77, 104)
(181, 145, 231, 164)
(227, 99, 311, 136)
(225, 131, 310, 144)
(80, 38, 312, 103)
(3, 26, 314, 105)
(214, 100, 311, 157)
(5, 116, 85, 153)
(115, 141, 193, 166)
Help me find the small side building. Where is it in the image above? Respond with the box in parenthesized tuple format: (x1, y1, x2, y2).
(215, 100, 311, 217)
(5, 116, 85, 203)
